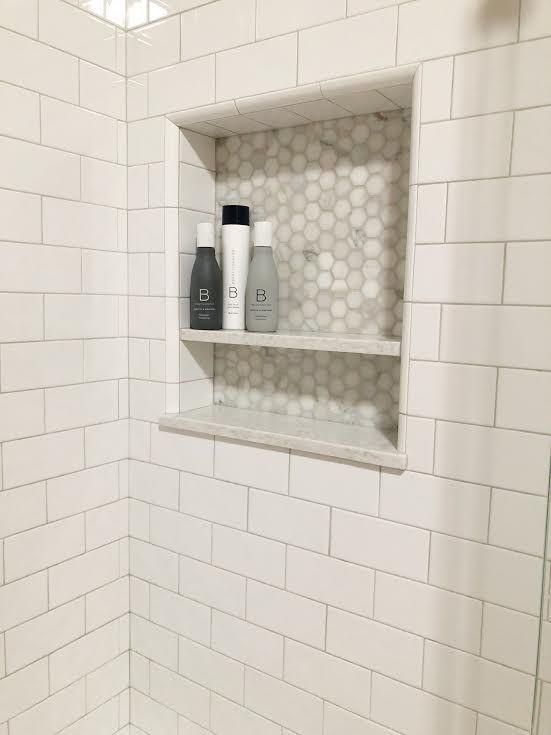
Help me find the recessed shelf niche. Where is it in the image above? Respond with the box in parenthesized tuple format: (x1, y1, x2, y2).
(160, 67, 420, 468)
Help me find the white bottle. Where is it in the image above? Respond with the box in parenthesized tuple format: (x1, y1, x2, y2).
(222, 204, 250, 330)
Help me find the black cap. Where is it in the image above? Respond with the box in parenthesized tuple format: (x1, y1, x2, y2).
(222, 204, 250, 226)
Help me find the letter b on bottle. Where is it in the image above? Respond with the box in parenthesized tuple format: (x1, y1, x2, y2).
(199, 288, 209, 301)
(256, 289, 266, 302)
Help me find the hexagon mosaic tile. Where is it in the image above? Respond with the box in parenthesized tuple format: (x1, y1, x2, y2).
(212, 110, 410, 431)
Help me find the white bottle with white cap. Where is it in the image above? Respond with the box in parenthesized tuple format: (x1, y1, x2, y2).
(245, 221, 279, 333)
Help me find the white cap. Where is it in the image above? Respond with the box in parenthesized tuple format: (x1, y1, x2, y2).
(254, 220, 272, 247)
(196, 222, 214, 247)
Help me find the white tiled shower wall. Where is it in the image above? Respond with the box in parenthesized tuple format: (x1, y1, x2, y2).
(0, 1, 130, 733)
(2, 1, 551, 735)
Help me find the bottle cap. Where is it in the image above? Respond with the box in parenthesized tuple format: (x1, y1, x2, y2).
(254, 220, 272, 247)
(222, 204, 250, 226)
(197, 222, 214, 248)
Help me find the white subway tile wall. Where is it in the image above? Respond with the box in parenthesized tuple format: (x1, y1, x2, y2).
(1, 1, 551, 735)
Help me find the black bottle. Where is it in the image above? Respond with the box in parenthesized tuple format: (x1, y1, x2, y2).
(190, 223, 222, 330)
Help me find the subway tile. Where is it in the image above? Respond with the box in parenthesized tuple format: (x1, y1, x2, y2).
(149, 56, 215, 116)
(215, 437, 288, 493)
(0, 243, 81, 294)
(84, 338, 128, 381)
(0, 293, 42, 343)
(127, 73, 148, 121)
(520, 0, 551, 39)
(43, 198, 119, 251)
(127, 16, 180, 76)
(496, 368, 551, 434)
(0, 660, 49, 724)
(80, 61, 126, 120)
(286, 546, 374, 617)
(331, 509, 430, 581)
(0, 390, 44, 443)
(5, 598, 84, 673)
(81, 157, 127, 208)
(3, 429, 84, 491)
(285, 639, 371, 717)
(0, 27, 78, 102)
(45, 295, 120, 339)
(258, 0, 344, 38)
(434, 420, 551, 495)
(477, 716, 531, 735)
(150, 506, 211, 561)
(419, 115, 512, 182)
(380, 470, 490, 541)
(45, 380, 119, 432)
(129, 296, 165, 339)
(453, 39, 551, 117)
(49, 542, 120, 607)
(289, 451, 379, 514)
(130, 537, 179, 592)
(247, 580, 326, 649)
(440, 305, 551, 370)
(324, 702, 395, 735)
(0, 135, 80, 199)
(150, 585, 210, 645)
(420, 57, 453, 123)
(128, 166, 148, 210)
(86, 577, 130, 632)
(212, 610, 283, 678)
(128, 208, 165, 252)
(504, 242, 551, 306)
(489, 488, 547, 556)
(131, 615, 178, 671)
(447, 176, 551, 242)
(85, 418, 129, 466)
(210, 694, 281, 735)
(423, 641, 534, 729)
(9, 680, 85, 735)
(249, 489, 330, 553)
(0, 0, 37, 36)
(327, 607, 423, 686)
(87, 499, 128, 549)
(179, 209, 215, 253)
(371, 673, 477, 735)
(180, 555, 246, 616)
(129, 379, 165, 422)
(128, 117, 165, 166)
(415, 183, 446, 243)
(179, 638, 244, 703)
(0, 189, 41, 243)
(0, 572, 48, 633)
(217, 34, 297, 102)
(413, 243, 505, 304)
(130, 459, 179, 510)
(398, 0, 519, 63)
(0, 482, 46, 539)
(149, 663, 209, 727)
(179, 162, 215, 213)
(0, 81, 39, 141)
(375, 573, 482, 654)
(0, 340, 83, 392)
(512, 107, 551, 175)
(180, 471, 247, 529)
(408, 361, 497, 426)
(39, 0, 118, 70)
(404, 416, 435, 474)
(212, 525, 286, 586)
(409, 304, 440, 361)
(245, 667, 323, 735)
(482, 603, 539, 674)
(49, 620, 121, 692)
(181, 0, 255, 59)
(151, 423, 214, 475)
(131, 689, 178, 735)
(41, 96, 118, 162)
(4, 513, 84, 582)
(87, 652, 129, 710)
(429, 533, 543, 615)
(82, 250, 127, 294)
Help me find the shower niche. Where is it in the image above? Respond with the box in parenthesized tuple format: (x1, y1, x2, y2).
(160, 67, 420, 469)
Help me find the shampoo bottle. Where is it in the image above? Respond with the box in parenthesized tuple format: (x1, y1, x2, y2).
(190, 222, 222, 330)
(246, 221, 279, 333)
(222, 204, 250, 330)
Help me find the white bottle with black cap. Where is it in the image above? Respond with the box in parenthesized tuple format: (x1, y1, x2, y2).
(222, 204, 250, 330)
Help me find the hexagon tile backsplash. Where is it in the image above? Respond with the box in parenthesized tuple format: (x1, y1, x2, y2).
(213, 110, 410, 431)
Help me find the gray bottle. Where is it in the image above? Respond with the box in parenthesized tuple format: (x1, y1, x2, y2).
(246, 221, 279, 332)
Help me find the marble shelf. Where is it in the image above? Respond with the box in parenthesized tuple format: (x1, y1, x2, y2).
(180, 328, 401, 356)
(159, 405, 407, 469)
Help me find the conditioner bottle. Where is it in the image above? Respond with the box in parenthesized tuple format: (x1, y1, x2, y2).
(222, 204, 250, 330)
(190, 222, 222, 330)
(246, 221, 279, 333)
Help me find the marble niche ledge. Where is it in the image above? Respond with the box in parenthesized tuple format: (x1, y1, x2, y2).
(159, 405, 406, 469)
(180, 328, 401, 356)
